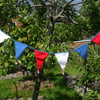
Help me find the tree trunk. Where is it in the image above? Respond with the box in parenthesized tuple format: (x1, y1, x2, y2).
(48, 17, 55, 35)
(32, 65, 44, 100)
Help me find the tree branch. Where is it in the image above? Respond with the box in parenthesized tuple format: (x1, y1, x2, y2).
(70, 2, 83, 6)
(31, 5, 43, 7)
(54, 15, 64, 20)
(71, 19, 78, 24)
(31, 4, 53, 7)
(40, 0, 47, 7)
(58, 0, 74, 16)
(56, 19, 72, 24)
(52, 0, 58, 16)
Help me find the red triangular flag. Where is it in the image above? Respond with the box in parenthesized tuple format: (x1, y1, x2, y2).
(34, 50, 48, 72)
(92, 33, 100, 45)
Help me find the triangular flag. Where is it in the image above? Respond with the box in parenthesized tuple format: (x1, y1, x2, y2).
(55, 52, 69, 72)
(0, 30, 11, 43)
(92, 32, 100, 45)
(74, 43, 88, 59)
(34, 50, 48, 72)
(14, 41, 29, 60)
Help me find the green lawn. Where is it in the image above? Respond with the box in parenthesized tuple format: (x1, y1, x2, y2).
(0, 64, 84, 100)
(41, 72, 82, 100)
(0, 77, 34, 100)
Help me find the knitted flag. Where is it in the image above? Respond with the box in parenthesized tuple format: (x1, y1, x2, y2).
(55, 52, 69, 72)
(14, 41, 29, 60)
(34, 50, 48, 73)
(92, 33, 100, 45)
(74, 43, 88, 60)
(0, 30, 11, 43)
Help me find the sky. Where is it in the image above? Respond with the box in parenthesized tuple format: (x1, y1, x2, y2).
(28, 0, 82, 9)
(72, 0, 82, 10)
(28, 0, 82, 5)
(73, 0, 82, 3)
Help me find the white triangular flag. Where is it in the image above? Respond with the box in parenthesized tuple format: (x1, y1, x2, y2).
(0, 30, 11, 43)
(55, 52, 69, 71)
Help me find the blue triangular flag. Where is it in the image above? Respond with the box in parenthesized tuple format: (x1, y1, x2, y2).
(14, 41, 29, 60)
(74, 43, 88, 59)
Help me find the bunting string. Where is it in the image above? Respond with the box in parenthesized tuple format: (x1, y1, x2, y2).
(0, 29, 92, 54)
(0, 30, 100, 73)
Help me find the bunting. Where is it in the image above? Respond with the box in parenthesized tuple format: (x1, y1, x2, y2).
(92, 32, 100, 45)
(14, 41, 29, 60)
(0, 30, 11, 43)
(74, 43, 88, 60)
(34, 50, 48, 73)
(55, 52, 69, 74)
(0, 29, 100, 74)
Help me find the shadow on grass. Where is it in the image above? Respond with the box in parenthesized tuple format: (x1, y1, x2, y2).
(43, 72, 83, 100)
(13, 82, 19, 99)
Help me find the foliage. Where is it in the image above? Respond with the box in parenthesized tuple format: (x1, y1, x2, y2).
(0, 0, 100, 99)
(0, 39, 15, 75)
(0, 0, 84, 75)
(80, 0, 100, 36)
(78, 44, 100, 86)
(0, 0, 18, 30)
(77, 44, 100, 100)
(83, 90, 98, 100)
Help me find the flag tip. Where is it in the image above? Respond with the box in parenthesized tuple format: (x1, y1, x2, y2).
(62, 71, 64, 75)
(15, 60, 18, 65)
(37, 70, 39, 74)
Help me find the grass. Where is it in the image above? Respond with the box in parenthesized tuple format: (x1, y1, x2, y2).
(0, 77, 20, 99)
(40, 64, 83, 100)
(40, 73, 82, 100)
(0, 64, 83, 100)
(0, 77, 33, 100)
